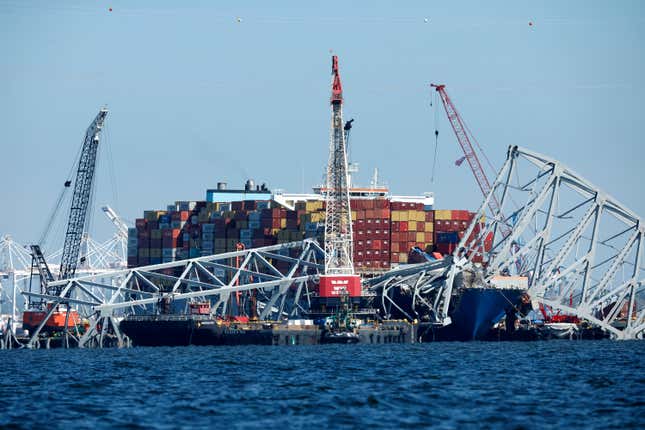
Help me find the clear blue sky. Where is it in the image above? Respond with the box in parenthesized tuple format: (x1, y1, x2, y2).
(1, 1, 643, 246)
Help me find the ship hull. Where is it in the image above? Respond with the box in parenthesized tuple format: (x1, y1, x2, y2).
(425, 287, 526, 341)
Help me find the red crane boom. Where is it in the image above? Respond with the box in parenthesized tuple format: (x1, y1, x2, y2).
(431, 84, 501, 215)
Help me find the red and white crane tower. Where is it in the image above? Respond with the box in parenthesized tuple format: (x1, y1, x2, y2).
(320, 56, 361, 297)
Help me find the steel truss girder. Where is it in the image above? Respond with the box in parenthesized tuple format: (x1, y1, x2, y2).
(456, 145, 644, 339)
(25, 240, 326, 348)
(365, 259, 453, 325)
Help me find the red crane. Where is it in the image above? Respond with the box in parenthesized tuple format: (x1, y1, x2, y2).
(431, 84, 526, 273)
(430, 84, 501, 215)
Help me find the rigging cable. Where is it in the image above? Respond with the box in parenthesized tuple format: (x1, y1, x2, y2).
(430, 90, 439, 184)
(37, 138, 84, 247)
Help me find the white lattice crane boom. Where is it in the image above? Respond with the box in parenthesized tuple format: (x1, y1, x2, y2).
(320, 55, 361, 297)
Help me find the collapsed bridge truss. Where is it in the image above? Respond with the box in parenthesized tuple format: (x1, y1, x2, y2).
(456, 145, 643, 339)
(20, 239, 325, 348)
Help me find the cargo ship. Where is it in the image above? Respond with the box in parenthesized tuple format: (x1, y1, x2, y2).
(428, 275, 529, 341)
(369, 258, 529, 341)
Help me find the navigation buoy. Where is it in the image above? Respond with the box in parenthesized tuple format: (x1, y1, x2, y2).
(528, 21, 533, 27)
(236, 17, 242, 23)
(424, 18, 429, 23)
(109, 7, 112, 12)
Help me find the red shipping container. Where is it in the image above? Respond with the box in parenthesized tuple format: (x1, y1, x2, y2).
(135, 218, 147, 230)
(375, 199, 390, 209)
(425, 211, 435, 222)
(452, 210, 471, 221)
(435, 242, 457, 255)
(425, 232, 434, 243)
(372, 240, 382, 250)
(377, 208, 391, 218)
(391, 242, 400, 253)
(391, 253, 400, 263)
(366, 218, 373, 226)
(400, 221, 408, 232)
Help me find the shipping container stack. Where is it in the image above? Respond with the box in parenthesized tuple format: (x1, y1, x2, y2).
(127, 196, 483, 274)
(351, 198, 392, 272)
(432, 210, 491, 262)
(389, 202, 435, 264)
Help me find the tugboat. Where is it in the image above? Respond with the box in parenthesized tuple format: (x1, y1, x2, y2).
(320, 293, 360, 344)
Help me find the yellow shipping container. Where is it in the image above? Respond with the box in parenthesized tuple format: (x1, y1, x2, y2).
(395, 211, 408, 221)
(280, 219, 287, 229)
(424, 222, 434, 232)
(351, 211, 357, 221)
(435, 210, 453, 220)
(306, 201, 323, 211)
(399, 253, 408, 263)
(416, 232, 425, 242)
(271, 228, 281, 235)
(391, 211, 400, 222)
(311, 212, 325, 222)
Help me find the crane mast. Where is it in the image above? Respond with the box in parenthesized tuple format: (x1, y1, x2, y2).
(57, 108, 108, 284)
(323, 56, 354, 275)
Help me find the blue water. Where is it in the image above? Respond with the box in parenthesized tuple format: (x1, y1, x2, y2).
(1, 341, 643, 429)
